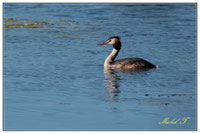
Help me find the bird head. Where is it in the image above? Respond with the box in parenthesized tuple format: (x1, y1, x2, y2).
(98, 36, 120, 45)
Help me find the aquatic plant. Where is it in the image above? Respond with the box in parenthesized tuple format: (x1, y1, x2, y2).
(4, 18, 84, 39)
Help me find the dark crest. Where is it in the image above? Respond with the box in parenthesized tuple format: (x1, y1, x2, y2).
(108, 36, 120, 40)
(112, 36, 121, 50)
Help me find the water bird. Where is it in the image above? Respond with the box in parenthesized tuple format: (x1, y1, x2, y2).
(98, 36, 159, 70)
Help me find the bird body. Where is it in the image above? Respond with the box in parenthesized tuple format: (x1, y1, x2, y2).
(98, 36, 159, 70)
(113, 57, 158, 70)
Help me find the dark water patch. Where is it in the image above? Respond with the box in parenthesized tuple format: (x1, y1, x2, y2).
(53, 14, 71, 18)
(143, 93, 195, 98)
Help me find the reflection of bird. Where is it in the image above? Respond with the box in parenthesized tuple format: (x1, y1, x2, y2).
(98, 36, 159, 70)
(104, 68, 120, 97)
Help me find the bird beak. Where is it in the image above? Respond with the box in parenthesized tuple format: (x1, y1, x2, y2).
(97, 40, 110, 45)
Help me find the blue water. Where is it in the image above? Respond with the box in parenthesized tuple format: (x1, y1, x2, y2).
(4, 4, 197, 130)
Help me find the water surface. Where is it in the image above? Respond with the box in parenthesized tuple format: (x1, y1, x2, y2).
(4, 3, 196, 130)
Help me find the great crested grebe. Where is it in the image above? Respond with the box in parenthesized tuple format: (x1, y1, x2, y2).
(98, 36, 159, 70)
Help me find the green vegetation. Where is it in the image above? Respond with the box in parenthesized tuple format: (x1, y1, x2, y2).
(5, 22, 43, 28)
(4, 18, 84, 39)
(4, 18, 44, 28)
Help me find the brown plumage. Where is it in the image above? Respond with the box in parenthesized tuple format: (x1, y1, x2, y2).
(113, 57, 157, 70)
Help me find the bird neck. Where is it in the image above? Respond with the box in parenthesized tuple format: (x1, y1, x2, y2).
(104, 42, 121, 67)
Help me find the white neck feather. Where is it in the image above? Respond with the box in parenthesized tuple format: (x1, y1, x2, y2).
(104, 48, 119, 67)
